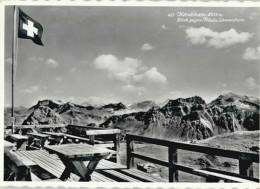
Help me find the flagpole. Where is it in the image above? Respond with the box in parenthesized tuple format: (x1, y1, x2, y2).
(12, 5, 18, 134)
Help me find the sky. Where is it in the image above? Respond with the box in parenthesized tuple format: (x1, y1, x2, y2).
(4, 6, 260, 107)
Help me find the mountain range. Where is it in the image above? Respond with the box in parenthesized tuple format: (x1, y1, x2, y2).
(5, 92, 259, 141)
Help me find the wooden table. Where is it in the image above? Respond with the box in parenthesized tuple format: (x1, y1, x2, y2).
(85, 129, 121, 163)
(42, 132, 65, 145)
(8, 134, 28, 151)
(45, 143, 113, 181)
(27, 133, 50, 149)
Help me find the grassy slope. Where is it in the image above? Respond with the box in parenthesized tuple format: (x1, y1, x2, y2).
(119, 131, 259, 182)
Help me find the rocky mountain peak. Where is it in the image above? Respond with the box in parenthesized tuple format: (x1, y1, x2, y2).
(130, 100, 157, 110)
(160, 96, 206, 117)
(164, 96, 206, 108)
(22, 106, 65, 125)
(31, 99, 62, 111)
(101, 102, 127, 111)
(209, 92, 260, 111)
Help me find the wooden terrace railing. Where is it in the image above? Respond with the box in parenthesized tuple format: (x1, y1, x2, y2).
(126, 134, 259, 182)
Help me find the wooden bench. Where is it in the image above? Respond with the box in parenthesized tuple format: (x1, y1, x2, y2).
(27, 133, 50, 149)
(66, 124, 103, 136)
(173, 163, 257, 183)
(42, 132, 65, 145)
(13, 124, 67, 134)
(4, 148, 32, 181)
(63, 134, 92, 143)
(95, 160, 166, 182)
(202, 167, 259, 182)
(5, 149, 65, 181)
(7, 134, 28, 151)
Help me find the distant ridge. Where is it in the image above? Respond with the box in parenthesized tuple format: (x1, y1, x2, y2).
(5, 92, 260, 141)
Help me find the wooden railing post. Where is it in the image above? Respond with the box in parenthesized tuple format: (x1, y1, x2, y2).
(169, 147, 178, 182)
(113, 133, 121, 164)
(126, 136, 134, 169)
(239, 155, 253, 178)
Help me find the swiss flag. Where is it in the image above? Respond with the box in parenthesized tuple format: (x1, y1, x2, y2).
(18, 8, 44, 46)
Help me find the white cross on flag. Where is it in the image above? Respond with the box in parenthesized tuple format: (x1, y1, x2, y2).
(18, 8, 44, 46)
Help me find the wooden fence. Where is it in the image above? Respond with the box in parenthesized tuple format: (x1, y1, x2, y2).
(126, 134, 259, 182)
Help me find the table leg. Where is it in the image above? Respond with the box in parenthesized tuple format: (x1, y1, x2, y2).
(60, 167, 73, 181)
(16, 140, 27, 151)
(83, 159, 101, 181)
(49, 137, 64, 145)
(57, 137, 64, 145)
(28, 137, 34, 146)
(60, 157, 103, 181)
(75, 159, 102, 181)
(40, 139, 48, 149)
(59, 158, 74, 181)
(71, 160, 89, 181)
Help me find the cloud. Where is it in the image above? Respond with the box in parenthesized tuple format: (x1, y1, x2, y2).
(121, 84, 145, 92)
(46, 58, 59, 68)
(249, 12, 260, 20)
(216, 82, 227, 89)
(28, 57, 44, 62)
(55, 90, 64, 94)
(5, 103, 11, 108)
(20, 85, 39, 94)
(140, 43, 154, 51)
(93, 54, 144, 82)
(244, 77, 258, 90)
(93, 54, 167, 86)
(70, 67, 76, 73)
(243, 46, 260, 61)
(220, 89, 232, 94)
(185, 27, 253, 48)
(5, 58, 12, 64)
(55, 76, 62, 82)
(169, 90, 183, 99)
(31, 86, 39, 91)
(161, 25, 168, 30)
(67, 96, 117, 106)
(133, 67, 167, 84)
